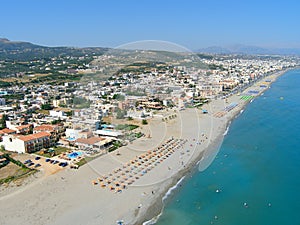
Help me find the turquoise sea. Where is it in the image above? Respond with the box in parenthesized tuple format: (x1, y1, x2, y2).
(155, 69, 300, 225)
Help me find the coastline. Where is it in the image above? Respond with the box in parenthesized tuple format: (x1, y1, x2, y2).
(137, 133, 224, 225)
(0, 68, 296, 225)
(135, 67, 294, 225)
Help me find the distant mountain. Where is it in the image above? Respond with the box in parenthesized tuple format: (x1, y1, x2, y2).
(0, 38, 43, 51)
(197, 44, 300, 55)
(196, 46, 231, 54)
(0, 38, 108, 60)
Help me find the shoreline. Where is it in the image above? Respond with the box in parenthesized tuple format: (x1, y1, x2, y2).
(134, 67, 295, 225)
(0, 67, 297, 225)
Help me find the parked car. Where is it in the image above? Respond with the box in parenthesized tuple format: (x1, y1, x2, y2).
(24, 159, 32, 164)
(35, 156, 41, 160)
(28, 162, 34, 167)
(45, 158, 50, 162)
(34, 163, 41, 168)
(59, 162, 68, 167)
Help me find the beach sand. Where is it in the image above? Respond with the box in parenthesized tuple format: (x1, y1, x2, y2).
(0, 69, 289, 225)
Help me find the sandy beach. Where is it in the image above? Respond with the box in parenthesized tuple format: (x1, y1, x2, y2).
(0, 69, 290, 225)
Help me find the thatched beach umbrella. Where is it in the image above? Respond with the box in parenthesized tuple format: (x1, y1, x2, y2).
(92, 180, 98, 185)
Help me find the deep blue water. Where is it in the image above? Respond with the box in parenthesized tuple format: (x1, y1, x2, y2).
(155, 70, 300, 225)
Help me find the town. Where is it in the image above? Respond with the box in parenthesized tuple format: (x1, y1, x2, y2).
(1, 48, 299, 186)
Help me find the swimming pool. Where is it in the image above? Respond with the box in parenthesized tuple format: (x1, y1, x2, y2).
(101, 124, 115, 129)
(67, 151, 83, 159)
(67, 137, 76, 141)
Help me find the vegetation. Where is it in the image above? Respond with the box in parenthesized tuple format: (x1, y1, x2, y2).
(197, 53, 214, 60)
(0, 153, 36, 185)
(0, 38, 108, 61)
(115, 108, 127, 119)
(51, 119, 63, 125)
(73, 97, 91, 109)
(124, 131, 144, 142)
(1, 94, 24, 104)
(35, 109, 50, 115)
(0, 39, 108, 87)
(142, 119, 148, 125)
(0, 114, 7, 129)
(108, 140, 123, 152)
(76, 157, 92, 167)
(0, 168, 36, 185)
(36, 146, 71, 158)
(135, 132, 144, 138)
(41, 103, 53, 110)
(115, 124, 138, 131)
(112, 94, 125, 101)
(208, 63, 225, 71)
(76, 153, 105, 167)
(116, 61, 168, 75)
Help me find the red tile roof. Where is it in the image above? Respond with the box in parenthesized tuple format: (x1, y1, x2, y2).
(0, 128, 16, 135)
(18, 131, 51, 142)
(16, 124, 31, 130)
(34, 125, 55, 132)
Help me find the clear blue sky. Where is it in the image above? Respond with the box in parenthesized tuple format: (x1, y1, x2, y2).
(1, 0, 300, 49)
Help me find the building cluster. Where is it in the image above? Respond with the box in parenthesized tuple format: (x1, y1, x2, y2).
(0, 53, 299, 156)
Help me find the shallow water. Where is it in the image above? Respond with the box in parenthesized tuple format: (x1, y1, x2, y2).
(155, 69, 300, 225)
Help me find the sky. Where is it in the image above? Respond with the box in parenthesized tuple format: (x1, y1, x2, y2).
(1, 0, 300, 50)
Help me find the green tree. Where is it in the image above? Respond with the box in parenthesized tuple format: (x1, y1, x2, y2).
(112, 94, 125, 101)
(0, 114, 7, 129)
(41, 104, 53, 110)
(115, 108, 126, 119)
(73, 97, 91, 109)
(142, 119, 148, 125)
(66, 111, 72, 117)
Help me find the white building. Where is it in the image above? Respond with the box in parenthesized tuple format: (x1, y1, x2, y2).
(49, 109, 66, 118)
(2, 132, 52, 153)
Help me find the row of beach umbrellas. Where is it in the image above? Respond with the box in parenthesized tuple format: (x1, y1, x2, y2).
(91, 138, 187, 193)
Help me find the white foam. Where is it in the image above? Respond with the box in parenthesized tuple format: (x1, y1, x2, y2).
(223, 124, 230, 136)
(162, 176, 185, 202)
(142, 176, 185, 225)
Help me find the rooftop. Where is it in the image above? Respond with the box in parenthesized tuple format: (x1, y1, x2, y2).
(76, 136, 105, 145)
(0, 128, 16, 135)
(34, 124, 56, 131)
(16, 124, 31, 130)
(17, 131, 51, 142)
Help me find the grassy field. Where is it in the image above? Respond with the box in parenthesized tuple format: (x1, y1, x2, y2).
(36, 109, 50, 115)
(115, 124, 138, 131)
(36, 146, 71, 158)
(0, 155, 36, 185)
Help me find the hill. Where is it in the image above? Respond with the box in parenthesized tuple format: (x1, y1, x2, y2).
(0, 38, 108, 61)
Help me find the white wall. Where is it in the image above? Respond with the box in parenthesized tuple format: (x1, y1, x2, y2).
(65, 129, 81, 140)
(49, 110, 65, 118)
(2, 135, 25, 153)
